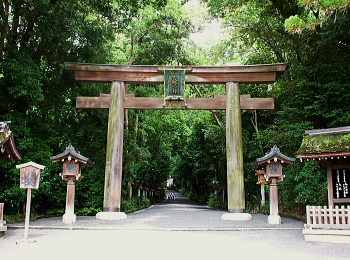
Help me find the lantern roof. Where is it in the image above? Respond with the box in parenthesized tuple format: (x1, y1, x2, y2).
(0, 121, 21, 162)
(16, 161, 45, 170)
(253, 145, 295, 166)
(295, 126, 350, 163)
(50, 144, 94, 165)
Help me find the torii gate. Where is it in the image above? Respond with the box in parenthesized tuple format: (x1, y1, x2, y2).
(65, 63, 287, 220)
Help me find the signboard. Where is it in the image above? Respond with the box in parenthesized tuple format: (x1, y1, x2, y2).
(16, 162, 45, 189)
(164, 70, 185, 100)
(65, 162, 77, 174)
(20, 166, 40, 189)
(332, 168, 350, 199)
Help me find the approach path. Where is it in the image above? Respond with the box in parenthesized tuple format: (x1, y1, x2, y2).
(1, 191, 349, 260)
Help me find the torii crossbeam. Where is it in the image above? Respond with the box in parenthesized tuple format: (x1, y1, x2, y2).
(65, 62, 287, 220)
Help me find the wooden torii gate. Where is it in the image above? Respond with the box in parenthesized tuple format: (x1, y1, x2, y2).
(65, 63, 287, 220)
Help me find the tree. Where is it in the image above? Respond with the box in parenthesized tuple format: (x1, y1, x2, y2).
(0, 0, 171, 215)
(284, 0, 350, 33)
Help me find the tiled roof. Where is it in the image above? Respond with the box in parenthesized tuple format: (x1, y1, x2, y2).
(50, 144, 93, 165)
(296, 126, 350, 157)
(253, 145, 295, 166)
(0, 121, 21, 162)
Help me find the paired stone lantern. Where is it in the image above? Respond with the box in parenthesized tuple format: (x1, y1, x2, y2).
(255, 170, 268, 206)
(50, 144, 93, 224)
(253, 146, 295, 225)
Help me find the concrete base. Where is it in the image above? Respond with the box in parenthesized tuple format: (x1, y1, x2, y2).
(221, 213, 253, 221)
(268, 214, 281, 225)
(303, 228, 350, 244)
(304, 234, 350, 244)
(62, 213, 77, 224)
(96, 212, 127, 220)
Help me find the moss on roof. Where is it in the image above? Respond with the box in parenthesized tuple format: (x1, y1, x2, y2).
(296, 131, 350, 154)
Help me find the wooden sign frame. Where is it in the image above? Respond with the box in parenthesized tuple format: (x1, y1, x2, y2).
(20, 166, 40, 189)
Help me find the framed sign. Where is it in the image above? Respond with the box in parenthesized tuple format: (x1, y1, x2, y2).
(20, 166, 40, 189)
(65, 162, 77, 174)
(164, 70, 185, 100)
(332, 168, 350, 199)
(16, 161, 45, 189)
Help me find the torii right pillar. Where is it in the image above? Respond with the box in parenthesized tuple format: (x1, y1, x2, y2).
(222, 81, 252, 221)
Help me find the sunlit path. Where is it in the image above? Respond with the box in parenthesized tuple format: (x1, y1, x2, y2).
(1, 192, 349, 260)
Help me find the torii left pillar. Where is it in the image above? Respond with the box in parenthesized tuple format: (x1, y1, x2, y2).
(96, 81, 127, 220)
(222, 82, 252, 221)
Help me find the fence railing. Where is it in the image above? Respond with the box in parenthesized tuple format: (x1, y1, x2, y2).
(305, 205, 350, 229)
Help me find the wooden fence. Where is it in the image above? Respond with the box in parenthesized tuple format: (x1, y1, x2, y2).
(303, 205, 350, 243)
(306, 205, 350, 227)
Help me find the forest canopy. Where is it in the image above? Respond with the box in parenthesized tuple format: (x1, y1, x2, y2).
(0, 0, 349, 217)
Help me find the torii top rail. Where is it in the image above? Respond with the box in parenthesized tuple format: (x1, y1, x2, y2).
(65, 63, 286, 84)
(65, 63, 287, 110)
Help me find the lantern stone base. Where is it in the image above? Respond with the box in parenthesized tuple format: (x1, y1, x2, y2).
(221, 213, 253, 221)
(16, 238, 37, 244)
(62, 213, 77, 224)
(268, 214, 281, 225)
(0, 225, 7, 236)
(96, 212, 127, 220)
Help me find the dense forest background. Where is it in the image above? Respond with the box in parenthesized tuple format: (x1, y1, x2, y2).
(0, 0, 349, 218)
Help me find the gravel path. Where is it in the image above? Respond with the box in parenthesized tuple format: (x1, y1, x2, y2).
(1, 191, 349, 260)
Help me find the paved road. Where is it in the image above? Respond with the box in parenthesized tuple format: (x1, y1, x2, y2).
(1, 191, 349, 260)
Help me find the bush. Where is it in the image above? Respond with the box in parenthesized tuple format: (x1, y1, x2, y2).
(206, 192, 221, 208)
(45, 208, 65, 218)
(121, 197, 153, 213)
(206, 192, 227, 209)
(76, 207, 102, 216)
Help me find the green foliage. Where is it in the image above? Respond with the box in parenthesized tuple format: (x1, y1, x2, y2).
(1, 0, 349, 220)
(284, 15, 308, 33)
(121, 197, 152, 213)
(284, 0, 350, 33)
(207, 191, 226, 209)
(280, 161, 328, 206)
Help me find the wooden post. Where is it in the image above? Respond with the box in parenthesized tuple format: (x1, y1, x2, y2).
(261, 185, 266, 206)
(268, 177, 281, 224)
(269, 178, 278, 215)
(326, 162, 334, 208)
(225, 81, 245, 213)
(62, 178, 76, 224)
(0, 202, 6, 234)
(103, 81, 125, 212)
(23, 188, 31, 240)
(0, 203, 5, 225)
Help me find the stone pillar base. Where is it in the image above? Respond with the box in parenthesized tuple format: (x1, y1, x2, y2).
(268, 214, 281, 225)
(221, 213, 253, 221)
(62, 213, 76, 224)
(96, 212, 127, 220)
(0, 225, 7, 235)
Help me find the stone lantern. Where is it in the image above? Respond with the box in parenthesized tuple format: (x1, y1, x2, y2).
(50, 144, 93, 224)
(255, 170, 268, 206)
(253, 146, 295, 225)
